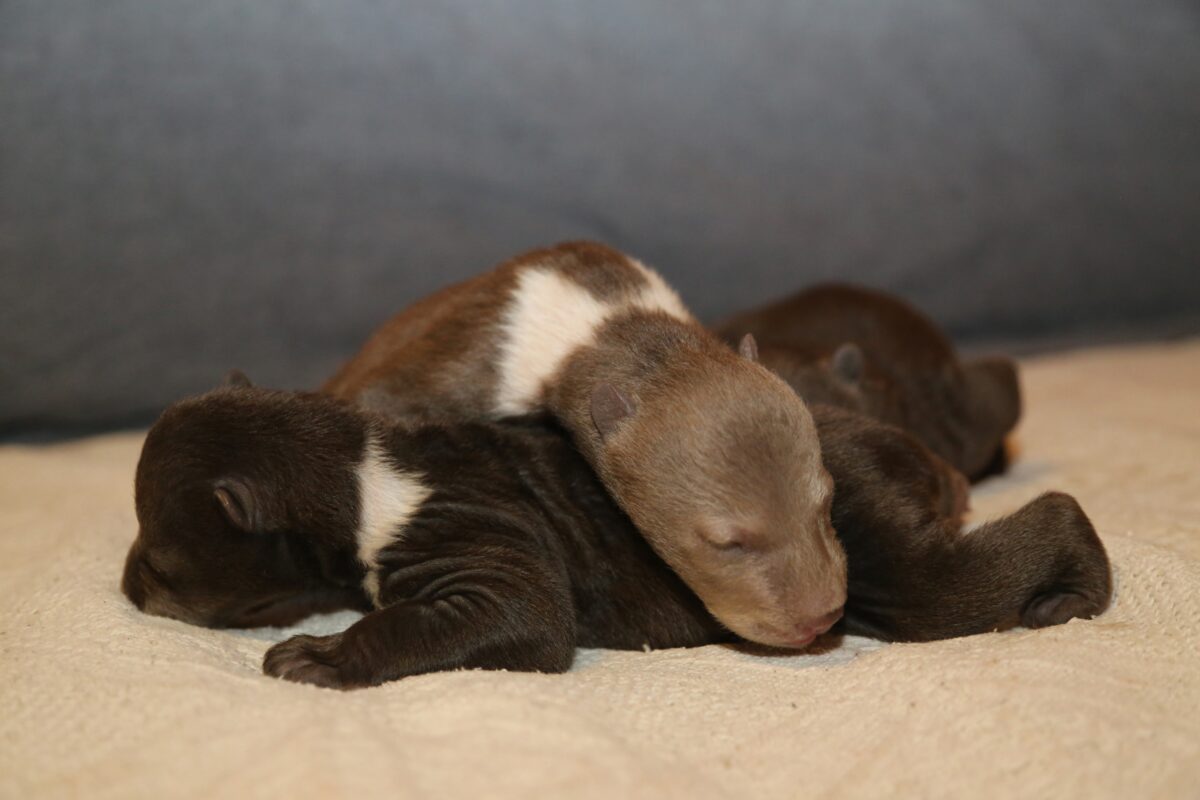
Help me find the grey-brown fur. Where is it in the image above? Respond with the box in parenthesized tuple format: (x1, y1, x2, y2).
(547, 312, 844, 643)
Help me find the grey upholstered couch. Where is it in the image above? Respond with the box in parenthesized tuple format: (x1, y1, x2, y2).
(3, 0, 1198, 436)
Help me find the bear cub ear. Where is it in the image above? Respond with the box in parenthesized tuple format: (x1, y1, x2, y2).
(213, 477, 259, 532)
(590, 383, 637, 440)
(830, 343, 864, 385)
(738, 333, 759, 362)
(221, 369, 254, 389)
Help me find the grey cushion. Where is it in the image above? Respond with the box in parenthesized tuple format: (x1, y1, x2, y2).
(3, 0, 1199, 434)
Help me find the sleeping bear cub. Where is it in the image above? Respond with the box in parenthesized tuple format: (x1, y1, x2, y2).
(122, 377, 1111, 689)
(322, 240, 847, 647)
(717, 283, 1022, 481)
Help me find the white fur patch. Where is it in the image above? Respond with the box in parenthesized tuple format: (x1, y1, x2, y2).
(493, 261, 692, 414)
(355, 437, 432, 604)
(628, 258, 691, 321)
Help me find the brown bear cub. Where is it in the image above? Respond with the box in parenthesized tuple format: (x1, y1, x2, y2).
(123, 379, 1111, 689)
(716, 284, 1021, 481)
(324, 241, 846, 648)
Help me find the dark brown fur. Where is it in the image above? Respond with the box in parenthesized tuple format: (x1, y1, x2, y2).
(123, 386, 371, 628)
(812, 405, 1110, 641)
(123, 386, 1110, 689)
(716, 284, 1022, 481)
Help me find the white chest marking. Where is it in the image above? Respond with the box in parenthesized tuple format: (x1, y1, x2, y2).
(494, 260, 692, 414)
(355, 437, 433, 604)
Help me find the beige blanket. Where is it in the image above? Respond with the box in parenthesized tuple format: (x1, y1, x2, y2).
(2, 341, 1198, 799)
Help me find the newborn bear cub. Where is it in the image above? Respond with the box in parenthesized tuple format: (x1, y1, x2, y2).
(717, 284, 1022, 481)
(814, 405, 1110, 641)
(122, 382, 1111, 689)
(324, 241, 845, 647)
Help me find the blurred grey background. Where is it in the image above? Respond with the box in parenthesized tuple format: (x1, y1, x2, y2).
(3, 0, 1199, 436)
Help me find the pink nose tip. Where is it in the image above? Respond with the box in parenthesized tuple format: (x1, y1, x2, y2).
(782, 606, 844, 647)
(807, 606, 844, 637)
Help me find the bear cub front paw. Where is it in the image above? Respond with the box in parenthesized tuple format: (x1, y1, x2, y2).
(263, 633, 349, 689)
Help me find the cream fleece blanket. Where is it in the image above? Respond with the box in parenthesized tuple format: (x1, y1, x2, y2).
(2, 341, 1198, 799)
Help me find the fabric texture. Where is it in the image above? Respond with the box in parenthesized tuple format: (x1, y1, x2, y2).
(1, 340, 1198, 798)
(4, 0, 1200, 432)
